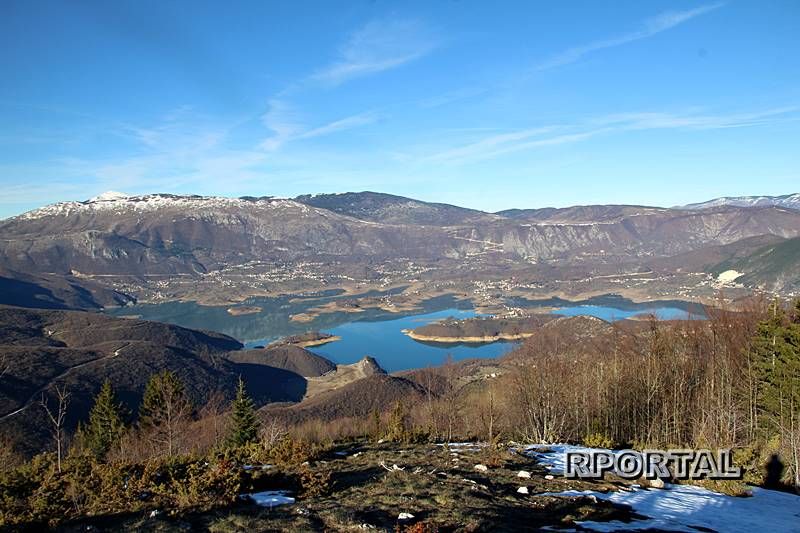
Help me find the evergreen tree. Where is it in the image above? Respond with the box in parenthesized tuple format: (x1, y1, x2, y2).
(749, 300, 800, 487)
(750, 304, 800, 432)
(226, 377, 260, 448)
(84, 380, 126, 458)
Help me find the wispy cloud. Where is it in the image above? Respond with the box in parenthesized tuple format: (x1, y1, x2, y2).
(534, 2, 725, 71)
(261, 99, 379, 151)
(311, 18, 436, 86)
(418, 87, 487, 109)
(260, 99, 305, 151)
(426, 106, 798, 164)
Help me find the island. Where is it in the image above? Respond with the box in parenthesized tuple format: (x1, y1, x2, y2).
(267, 331, 341, 349)
(226, 305, 262, 316)
(404, 314, 554, 344)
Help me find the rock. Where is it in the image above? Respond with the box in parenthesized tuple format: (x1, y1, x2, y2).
(398, 512, 415, 520)
(517, 470, 532, 478)
(517, 486, 529, 494)
(649, 477, 665, 489)
(149, 510, 161, 518)
(474, 464, 489, 472)
(545, 474, 554, 480)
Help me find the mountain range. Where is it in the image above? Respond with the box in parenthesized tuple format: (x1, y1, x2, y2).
(1, 191, 799, 305)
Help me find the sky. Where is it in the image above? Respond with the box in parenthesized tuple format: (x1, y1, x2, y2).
(1, 0, 799, 218)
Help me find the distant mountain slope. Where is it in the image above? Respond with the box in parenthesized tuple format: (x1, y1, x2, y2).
(0, 267, 134, 310)
(294, 191, 500, 225)
(651, 234, 787, 273)
(0, 193, 469, 276)
(713, 236, 800, 293)
(496, 204, 671, 223)
(2, 192, 800, 297)
(681, 193, 800, 211)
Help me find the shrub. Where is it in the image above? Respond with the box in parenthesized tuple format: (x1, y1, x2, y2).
(583, 432, 615, 449)
(298, 464, 331, 497)
(0, 453, 243, 527)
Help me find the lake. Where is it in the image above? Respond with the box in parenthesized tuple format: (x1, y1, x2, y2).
(509, 294, 706, 321)
(109, 292, 705, 372)
(264, 308, 516, 373)
(108, 293, 515, 371)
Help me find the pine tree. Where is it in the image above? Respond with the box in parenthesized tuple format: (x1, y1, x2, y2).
(750, 300, 800, 487)
(750, 304, 800, 432)
(226, 377, 260, 448)
(84, 379, 126, 458)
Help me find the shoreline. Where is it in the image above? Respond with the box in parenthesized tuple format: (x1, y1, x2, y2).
(403, 330, 535, 344)
(293, 335, 342, 348)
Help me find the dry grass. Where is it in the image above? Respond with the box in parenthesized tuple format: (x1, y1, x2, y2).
(63, 440, 636, 532)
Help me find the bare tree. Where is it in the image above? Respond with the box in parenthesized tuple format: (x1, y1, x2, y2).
(0, 352, 9, 379)
(41, 385, 70, 472)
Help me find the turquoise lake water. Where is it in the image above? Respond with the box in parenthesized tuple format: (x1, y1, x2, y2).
(551, 304, 703, 321)
(110, 293, 705, 372)
(269, 308, 516, 373)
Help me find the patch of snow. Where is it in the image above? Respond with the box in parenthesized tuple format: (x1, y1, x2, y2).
(517, 470, 532, 478)
(523, 444, 628, 475)
(14, 193, 314, 221)
(242, 464, 274, 471)
(398, 512, 415, 520)
(543, 485, 800, 532)
(717, 270, 744, 284)
(474, 464, 489, 472)
(517, 486, 529, 494)
(243, 490, 295, 508)
(89, 191, 130, 202)
(436, 442, 487, 453)
(681, 193, 800, 211)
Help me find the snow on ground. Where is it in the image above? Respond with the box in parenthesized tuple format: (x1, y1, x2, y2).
(242, 490, 295, 508)
(717, 270, 744, 284)
(529, 444, 800, 532)
(523, 444, 627, 475)
(544, 485, 800, 532)
(436, 442, 488, 453)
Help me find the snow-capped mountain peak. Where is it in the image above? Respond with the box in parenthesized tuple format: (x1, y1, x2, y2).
(680, 193, 800, 211)
(88, 191, 131, 202)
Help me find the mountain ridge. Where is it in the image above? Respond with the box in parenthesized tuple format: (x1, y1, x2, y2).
(680, 193, 800, 211)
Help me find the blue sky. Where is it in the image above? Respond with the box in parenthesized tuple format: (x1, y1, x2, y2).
(1, 0, 798, 218)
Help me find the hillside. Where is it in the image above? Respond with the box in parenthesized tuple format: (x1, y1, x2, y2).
(0, 267, 134, 310)
(681, 193, 800, 211)
(226, 344, 336, 377)
(294, 191, 499, 225)
(264, 373, 425, 423)
(0, 306, 309, 455)
(715, 236, 800, 293)
(2, 193, 800, 279)
(406, 314, 554, 342)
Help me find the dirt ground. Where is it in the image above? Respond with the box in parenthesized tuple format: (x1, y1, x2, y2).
(62, 441, 644, 532)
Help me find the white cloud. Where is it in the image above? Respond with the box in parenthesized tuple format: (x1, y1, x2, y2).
(297, 112, 379, 140)
(260, 98, 305, 151)
(426, 106, 798, 164)
(534, 2, 725, 71)
(261, 99, 378, 151)
(311, 18, 436, 86)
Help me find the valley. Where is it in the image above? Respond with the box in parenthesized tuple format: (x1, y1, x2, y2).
(1, 191, 799, 529)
